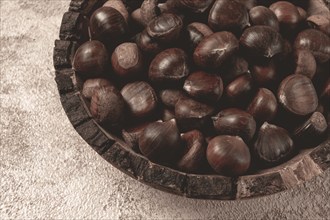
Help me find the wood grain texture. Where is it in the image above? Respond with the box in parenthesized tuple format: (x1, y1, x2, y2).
(53, 0, 330, 200)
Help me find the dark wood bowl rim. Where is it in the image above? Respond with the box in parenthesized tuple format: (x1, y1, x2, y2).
(53, 0, 330, 200)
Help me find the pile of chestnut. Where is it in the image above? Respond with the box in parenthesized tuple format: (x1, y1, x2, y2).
(72, 0, 330, 176)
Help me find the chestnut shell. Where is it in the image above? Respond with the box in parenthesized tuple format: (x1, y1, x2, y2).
(72, 40, 109, 78)
(90, 7, 128, 46)
(278, 74, 318, 116)
(207, 135, 251, 176)
(208, 0, 250, 33)
(240, 25, 284, 59)
(194, 31, 239, 69)
(149, 48, 190, 86)
(139, 120, 183, 163)
(253, 122, 294, 166)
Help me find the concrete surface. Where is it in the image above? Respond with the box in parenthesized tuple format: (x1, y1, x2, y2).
(0, 0, 330, 219)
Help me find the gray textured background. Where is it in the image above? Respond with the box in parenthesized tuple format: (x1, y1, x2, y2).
(0, 0, 330, 219)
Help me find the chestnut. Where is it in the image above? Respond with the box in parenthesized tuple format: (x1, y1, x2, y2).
(220, 56, 249, 84)
(111, 42, 144, 79)
(122, 121, 153, 149)
(225, 74, 255, 105)
(141, 0, 159, 26)
(149, 48, 190, 86)
(139, 120, 183, 163)
(90, 86, 126, 126)
(184, 22, 213, 51)
(135, 30, 163, 55)
(90, 7, 128, 46)
(175, 98, 215, 132)
(297, 7, 307, 20)
(294, 29, 330, 63)
(293, 49, 317, 79)
(250, 59, 278, 88)
(278, 74, 318, 116)
(212, 108, 256, 142)
(183, 71, 224, 103)
(159, 89, 187, 109)
(249, 6, 279, 32)
(177, 130, 208, 173)
(175, 0, 214, 13)
(320, 78, 330, 104)
(82, 78, 114, 99)
(240, 26, 284, 59)
(208, 0, 250, 33)
(269, 1, 301, 32)
(72, 40, 109, 78)
(121, 81, 158, 118)
(247, 88, 278, 123)
(234, 0, 257, 10)
(131, 8, 145, 28)
(162, 109, 175, 121)
(146, 13, 183, 43)
(253, 122, 294, 166)
(307, 15, 330, 36)
(293, 111, 328, 148)
(207, 135, 251, 176)
(194, 32, 239, 69)
(103, 0, 129, 23)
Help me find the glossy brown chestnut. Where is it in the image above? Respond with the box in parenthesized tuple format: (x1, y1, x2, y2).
(141, 0, 159, 26)
(251, 59, 278, 88)
(149, 48, 190, 86)
(177, 130, 208, 173)
(121, 81, 158, 118)
(293, 49, 317, 79)
(194, 32, 239, 69)
(122, 121, 153, 149)
(90, 86, 126, 126)
(82, 78, 114, 99)
(139, 120, 183, 163)
(183, 71, 224, 103)
(294, 29, 330, 63)
(184, 22, 213, 51)
(208, 0, 250, 33)
(135, 30, 163, 54)
(176, 0, 214, 13)
(175, 98, 215, 132)
(146, 13, 183, 43)
(240, 26, 284, 59)
(269, 1, 301, 31)
(297, 6, 307, 21)
(249, 6, 279, 32)
(225, 74, 255, 105)
(111, 42, 144, 79)
(247, 88, 278, 123)
(278, 74, 318, 116)
(307, 15, 330, 36)
(294, 111, 328, 148)
(212, 108, 256, 142)
(90, 7, 128, 46)
(253, 122, 294, 166)
(320, 78, 330, 104)
(72, 40, 109, 78)
(103, 0, 129, 23)
(131, 8, 145, 27)
(159, 89, 187, 109)
(235, 0, 256, 10)
(220, 56, 249, 84)
(162, 109, 175, 121)
(207, 135, 251, 176)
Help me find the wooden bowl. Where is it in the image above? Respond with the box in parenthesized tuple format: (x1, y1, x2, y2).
(53, 0, 330, 200)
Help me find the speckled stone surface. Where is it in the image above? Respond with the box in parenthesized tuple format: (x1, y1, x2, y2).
(1, 0, 330, 219)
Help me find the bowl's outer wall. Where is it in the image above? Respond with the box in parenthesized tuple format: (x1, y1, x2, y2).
(53, 0, 330, 200)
